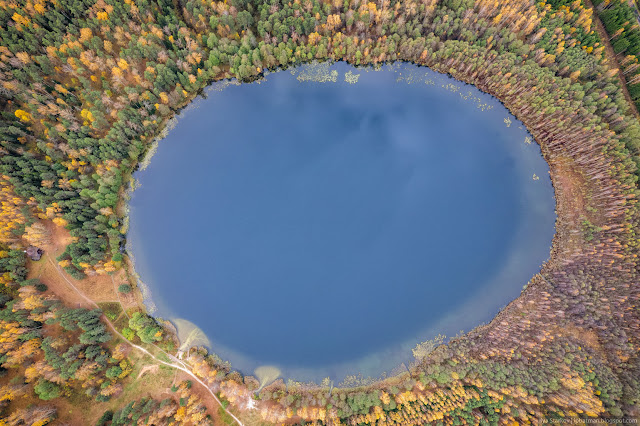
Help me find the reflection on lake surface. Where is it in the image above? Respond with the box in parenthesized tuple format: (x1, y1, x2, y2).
(128, 62, 556, 382)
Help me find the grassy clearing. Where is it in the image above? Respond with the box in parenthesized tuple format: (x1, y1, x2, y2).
(84, 351, 177, 423)
(112, 313, 130, 332)
(98, 301, 123, 322)
(218, 406, 237, 425)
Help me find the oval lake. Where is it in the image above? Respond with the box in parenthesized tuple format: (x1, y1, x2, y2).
(127, 62, 556, 382)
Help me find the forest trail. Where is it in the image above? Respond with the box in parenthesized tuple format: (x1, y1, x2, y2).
(136, 364, 160, 379)
(42, 251, 246, 426)
(28, 221, 136, 308)
(586, 0, 640, 119)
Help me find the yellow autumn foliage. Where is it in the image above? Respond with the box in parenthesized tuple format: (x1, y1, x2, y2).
(14, 109, 31, 122)
(52, 217, 68, 227)
(0, 177, 26, 245)
(79, 27, 92, 42)
(80, 109, 95, 122)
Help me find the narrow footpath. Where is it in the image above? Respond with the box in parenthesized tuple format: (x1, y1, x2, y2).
(47, 258, 246, 426)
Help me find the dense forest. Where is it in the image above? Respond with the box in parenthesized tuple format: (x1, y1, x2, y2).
(1, 0, 640, 424)
(593, 0, 640, 110)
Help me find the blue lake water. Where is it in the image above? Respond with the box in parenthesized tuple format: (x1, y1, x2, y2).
(128, 62, 556, 382)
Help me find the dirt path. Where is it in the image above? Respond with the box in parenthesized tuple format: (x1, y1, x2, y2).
(46, 256, 246, 426)
(586, 0, 640, 119)
(136, 364, 160, 379)
(28, 222, 136, 308)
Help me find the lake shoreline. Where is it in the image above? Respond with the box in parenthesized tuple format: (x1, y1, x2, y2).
(117, 59, 576, 368)
(80, 55, 636, 423)
(124, 61, 555, 383)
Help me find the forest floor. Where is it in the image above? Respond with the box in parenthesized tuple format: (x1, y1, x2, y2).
(27, 221, 138, 311)
(547, 155, 600, 259)
(26, 221, 245, 425)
